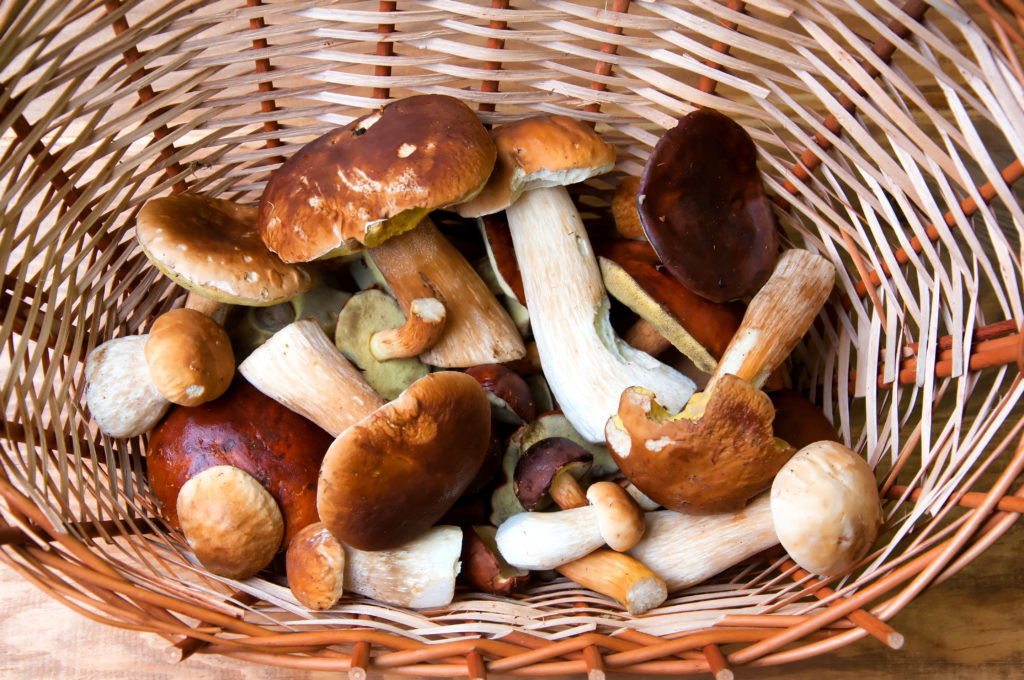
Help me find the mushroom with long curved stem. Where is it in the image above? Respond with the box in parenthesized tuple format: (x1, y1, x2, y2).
(457, 114, 695, 443)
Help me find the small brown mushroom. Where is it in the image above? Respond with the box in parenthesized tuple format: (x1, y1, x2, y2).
(611, 175, 646, 241)
(513, 437, 593, 511)
(285, 522, 346, 611)
(145, 308, 234, 407)
(465, 363, 537, 425)
(637, 108, 779, 303)
(462, 525, 531, 596)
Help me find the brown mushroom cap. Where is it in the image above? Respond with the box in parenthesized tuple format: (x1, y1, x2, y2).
(136, 194, 313, 306)
(637, 108, 778, 303)
(176, 465, 284, 580)
(285, 522, 346, 610)
(611, 175, 646, 241)
(513, 437, 593, 511)
(465, 363, 537, 424)
(606, 374, 795, 514)
(145, 308, 235, 407)
(146, 378, 333, 547)
(769, 388, 841, 450)
(456, 114, 616, 217)
(316, 371, 492, 551)
(259, 94, 497, 262)
(771, 441, 882, 576)
(586, 481, 646, 552)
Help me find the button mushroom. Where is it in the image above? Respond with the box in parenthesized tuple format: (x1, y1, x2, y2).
(145, 308, 234, 407)
(258, 94, 525, 368)
(637, 108, 779, 303)
(238, 318, 491, 551)
(606, 249, 835, 514)
(457, 114, 695, 443)
(627, 440, 882, 591)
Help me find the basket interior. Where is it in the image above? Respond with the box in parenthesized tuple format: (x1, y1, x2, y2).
(1, 0, 1023, 673)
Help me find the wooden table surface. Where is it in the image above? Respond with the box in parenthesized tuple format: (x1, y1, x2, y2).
(2, 516, 1022, 679)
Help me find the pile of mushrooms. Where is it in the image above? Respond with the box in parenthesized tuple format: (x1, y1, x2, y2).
(81, 96, 886, 618)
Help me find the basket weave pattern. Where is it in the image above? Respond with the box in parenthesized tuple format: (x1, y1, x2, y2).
(1, 0, 1023, 676)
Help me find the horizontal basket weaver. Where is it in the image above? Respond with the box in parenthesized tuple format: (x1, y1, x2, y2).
(1, 0, 1023, 676)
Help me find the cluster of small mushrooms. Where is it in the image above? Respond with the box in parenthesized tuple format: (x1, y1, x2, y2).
(84, 95, 884, 614)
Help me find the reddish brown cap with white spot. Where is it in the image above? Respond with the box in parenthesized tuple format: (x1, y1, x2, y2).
(259, 95, 497, 262)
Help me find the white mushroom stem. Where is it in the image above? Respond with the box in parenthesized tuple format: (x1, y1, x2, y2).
(84, 335, 170, 438)
(627, 441, 882, 592)
(626, 496, 778, 593)
(706, 248, 835, 393)
(343, 525, 463, 609)
(504, 185, 695, 443)
(238, 319, 384, 437)
(495, 484, 644, 571)
(369, 296, 447, 360)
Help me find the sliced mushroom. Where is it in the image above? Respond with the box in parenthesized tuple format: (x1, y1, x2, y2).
(638, 108, 778, 303)
(457, 114, 695, 443)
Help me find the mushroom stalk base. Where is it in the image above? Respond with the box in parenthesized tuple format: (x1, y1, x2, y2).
(504, 185, 695, 443)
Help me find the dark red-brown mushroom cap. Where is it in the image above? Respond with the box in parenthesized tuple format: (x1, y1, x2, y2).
(637, 108, 779, 303)
(513, 437, 594, 511)
(146, 378, 333, 547)
(259, 94, 497, 262)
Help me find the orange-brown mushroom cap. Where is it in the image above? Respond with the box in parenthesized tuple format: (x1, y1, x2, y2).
(317, 371, 491, 551)
(259, 94, 497, 262)
(606, 374, 795, 514)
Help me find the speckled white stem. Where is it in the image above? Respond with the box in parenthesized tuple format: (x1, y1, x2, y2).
(504, 185, 695, 443)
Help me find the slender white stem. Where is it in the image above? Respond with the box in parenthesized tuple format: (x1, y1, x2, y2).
(505, 185, 695, 443)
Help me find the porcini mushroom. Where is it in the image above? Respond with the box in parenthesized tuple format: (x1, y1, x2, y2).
(286, 521, 463, 610)
(146, 378, 334, 550)
(637, 108, 778, 303)
(238, 319, 491, 551)
(606, 249, 835, 514)
(457, 114, 695, 443)
(84, 335, 170, 438)
(495, 481, 646, 570)
(465, 363, 537, 425)
(136, 193, 313, 309)
(627, 440, 882, 591)
(513, 437, 593, 511)
(258, 94, 525, 368)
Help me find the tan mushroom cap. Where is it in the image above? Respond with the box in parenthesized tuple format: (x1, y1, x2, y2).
(136, 194, 313, 306)
(259, 94, 497, 263)
(145, 308, 235, 407)
(285, 522, 346, 611)
(176, 465, 284, 580)
(456, 114, 617, 217)
(586, 481, 646, 552)
(316, 371, 491, 551)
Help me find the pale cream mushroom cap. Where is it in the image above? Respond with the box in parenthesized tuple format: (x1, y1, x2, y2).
(770, 441, 882, 577)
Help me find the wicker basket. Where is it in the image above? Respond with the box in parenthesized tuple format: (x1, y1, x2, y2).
(2, 0, 1023, 676)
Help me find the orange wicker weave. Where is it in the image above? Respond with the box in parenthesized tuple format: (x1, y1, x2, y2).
(2, 0, 1023, 677)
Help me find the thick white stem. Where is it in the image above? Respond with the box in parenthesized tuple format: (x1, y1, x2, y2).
(505, 185, 695, 443)
(495, 506, 604, 570)
(627, 494, 778, 593)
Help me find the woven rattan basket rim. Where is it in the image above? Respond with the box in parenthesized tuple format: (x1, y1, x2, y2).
(2, 0, 1023, 676)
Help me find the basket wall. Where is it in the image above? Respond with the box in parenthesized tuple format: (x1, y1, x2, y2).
(1, 0, 1023, 676)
